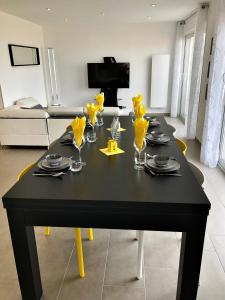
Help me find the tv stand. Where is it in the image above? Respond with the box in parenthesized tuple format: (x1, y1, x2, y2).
(100, 88, 118, 107)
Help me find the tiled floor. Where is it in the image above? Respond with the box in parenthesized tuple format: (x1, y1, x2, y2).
(1, 117, 225, 299)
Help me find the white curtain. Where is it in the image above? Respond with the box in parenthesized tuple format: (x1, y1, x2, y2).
(170, 22, 185, 118)
(186, 5, 208, 139)
(201, 0, 225, 168)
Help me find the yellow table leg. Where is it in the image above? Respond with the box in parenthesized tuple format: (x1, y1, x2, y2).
(88, 228, 94, 241)
(44, 227, 51, 236)
(75, 228, 85, 278)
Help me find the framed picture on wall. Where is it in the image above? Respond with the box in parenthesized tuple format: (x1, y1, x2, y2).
(8, 44, 40, 66)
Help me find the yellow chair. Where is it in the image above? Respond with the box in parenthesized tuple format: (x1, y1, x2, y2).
(176, 138, 204, 186)
(17, 163, 94, 278)
(176, 138, 187, 155)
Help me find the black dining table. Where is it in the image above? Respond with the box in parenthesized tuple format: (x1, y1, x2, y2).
(2, 116, 211, 300)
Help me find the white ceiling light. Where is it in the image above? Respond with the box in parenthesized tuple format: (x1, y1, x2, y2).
(46, 8, 52, 12)
(100, 12, 105, 16)
(151, 4, 157, 7)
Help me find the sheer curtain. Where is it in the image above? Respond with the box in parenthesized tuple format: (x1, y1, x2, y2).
(186, 4, 209, 139)
(170, 21, 185, 118)
(201, 0, 225, 168)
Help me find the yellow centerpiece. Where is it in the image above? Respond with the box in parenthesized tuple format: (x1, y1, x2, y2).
(71, 116, 86, 148)
(95, 92, 104, 111)
(134, 103, 146, 118)
(134, 118, 149, 151)
(86, 103, 98, 125)
(132, 94, 143, 109)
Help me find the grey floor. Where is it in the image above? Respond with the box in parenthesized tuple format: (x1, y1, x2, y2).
(1, 117, 225, 299)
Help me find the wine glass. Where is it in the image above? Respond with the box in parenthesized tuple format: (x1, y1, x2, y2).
(87, 123, 97, 143)
(70, 137, 86, 172)
(133, 138, 147, 170)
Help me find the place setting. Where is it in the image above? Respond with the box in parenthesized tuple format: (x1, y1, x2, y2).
(33, 153, 70, 177)
(146, 130, 171, 145)
(145, 116, 160, 127)
(144, 154, 182, 177)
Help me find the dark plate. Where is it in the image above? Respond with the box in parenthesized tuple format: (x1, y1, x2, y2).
(38, 157, 70, 171)
(146, 157, 180, 173)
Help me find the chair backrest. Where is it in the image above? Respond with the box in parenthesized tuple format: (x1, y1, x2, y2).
(176, 138, 187, 156)
(17, 162, 34, 181)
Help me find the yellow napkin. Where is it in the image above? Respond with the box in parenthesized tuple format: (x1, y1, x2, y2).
(132, 94, 143, 109)
(134, 118, 149, 151)
(86, 103, 98, 125)
(71, 116, 86, 148)
(134, 104, 146, 118)
(95, 92, 104, 111)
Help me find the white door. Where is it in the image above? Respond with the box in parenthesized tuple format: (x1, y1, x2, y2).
(180, 34, 195, 124)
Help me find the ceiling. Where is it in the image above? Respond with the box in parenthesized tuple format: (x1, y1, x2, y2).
(0, 0, 205, 26)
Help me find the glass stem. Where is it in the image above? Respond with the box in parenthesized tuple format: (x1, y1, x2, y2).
(78, 148, 82, 163)
(138, 151, 141, 163)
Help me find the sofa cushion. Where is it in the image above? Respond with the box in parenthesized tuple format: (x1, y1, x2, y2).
(47, 106, 84, 117)
(15, 97, 41, 108)
(0, 105, 49, 119)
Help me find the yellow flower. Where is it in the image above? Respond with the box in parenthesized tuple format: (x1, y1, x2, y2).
(95, 92, 104, 111)
(71, 116, 86, 148)
(86, 103, 98, 125)
(132, 94, 143, 109)
(134, 104, 146, 118)
(134, 118, 149, 151)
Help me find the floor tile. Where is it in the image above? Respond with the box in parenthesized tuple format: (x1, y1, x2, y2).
(104, 230, 145, 288)
(145, 267, 177, 300)
(102, 285, 145, 300)
(144, 231, 180, 269)
(211, 235, 225, 271)
(197, 251, 225, 299)
(59, 229, 109, 300)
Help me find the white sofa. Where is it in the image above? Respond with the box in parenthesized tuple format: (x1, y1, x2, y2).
(0, 104, 50, 146)
(0, 100, 122, 146)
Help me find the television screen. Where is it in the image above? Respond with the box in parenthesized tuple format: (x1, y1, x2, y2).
(87, 63, 130, 88)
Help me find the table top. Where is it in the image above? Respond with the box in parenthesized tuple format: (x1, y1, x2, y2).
(3, 116, 210, 215)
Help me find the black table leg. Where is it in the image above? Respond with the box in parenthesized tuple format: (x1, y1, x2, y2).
(7, 209, 42, 300)
(176, 217, 207, 300)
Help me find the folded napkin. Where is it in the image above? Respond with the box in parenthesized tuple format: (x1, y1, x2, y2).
(134, 103, 146, 118)
(95, 92, 104, 111)
(71, 116, 86, 147)
(86, 103, 98, 125)
(134, 118, 149, 151)
(132, 94, 143, 109)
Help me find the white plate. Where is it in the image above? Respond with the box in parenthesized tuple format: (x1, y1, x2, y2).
(38, 157, 70, 171)
(146, 157, 180, 173)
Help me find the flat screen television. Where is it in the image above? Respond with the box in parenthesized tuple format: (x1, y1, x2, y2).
(87, 63, 130, 88)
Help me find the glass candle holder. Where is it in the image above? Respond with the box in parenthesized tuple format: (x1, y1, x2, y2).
(97, 110, 104, 126)
(87, 124, 97, 143)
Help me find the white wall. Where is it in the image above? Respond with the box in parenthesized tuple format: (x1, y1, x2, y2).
(44, 22, 176, 112)
(0, 11, 47, 107)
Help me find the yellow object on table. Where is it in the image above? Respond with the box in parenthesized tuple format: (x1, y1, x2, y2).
(71, 116, 86, 147)
(134, 104, 146, 118)
(100, 139, 125, 156)
(86, 103, 98, 125)
(106, 127, 126, 132)
(95, 92, 104, 111)
(132, 94, 143, 108)
(134, 118, 149, 151)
